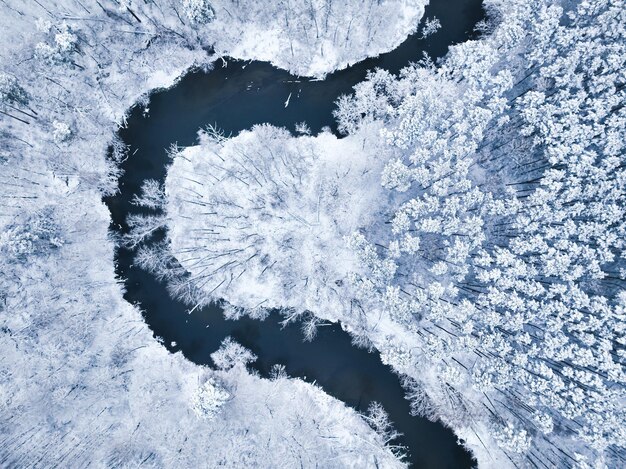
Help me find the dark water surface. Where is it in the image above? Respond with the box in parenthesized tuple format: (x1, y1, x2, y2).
(105, 1, 484, 467)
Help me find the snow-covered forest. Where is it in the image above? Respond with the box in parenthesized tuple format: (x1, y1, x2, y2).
(0, 0, 428, 467)
(129, 0, 626, 467)
(2, 0, 625, 467)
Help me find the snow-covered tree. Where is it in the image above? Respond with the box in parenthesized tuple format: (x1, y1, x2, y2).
(182, 0, 215, 24)
(420, 17, 441, 39)
(210, 337, 257, 370)
(52, 121, 71, 143)
(191, 377, 230, 419)
(334, 0, 626, 465)
(0, 72, 28, 106)
(35, 23, 78, 66)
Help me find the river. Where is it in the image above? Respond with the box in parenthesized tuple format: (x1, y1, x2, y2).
(105, 1, 484, 466)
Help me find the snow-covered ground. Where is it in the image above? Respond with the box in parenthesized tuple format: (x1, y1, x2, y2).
(0, 0, 428, 466)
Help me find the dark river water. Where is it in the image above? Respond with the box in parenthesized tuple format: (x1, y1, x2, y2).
(105, 1, 484, 467)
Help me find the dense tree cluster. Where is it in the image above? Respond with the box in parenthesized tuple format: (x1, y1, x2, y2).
(183, 0, 215, 24)
(334, 0, 626, 465)
(206, 0, 429, 76)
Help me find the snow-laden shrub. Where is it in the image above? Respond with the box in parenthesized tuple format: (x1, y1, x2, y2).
(294, 121, 311, 135)
(365, 402, 400, 445)
(379, 338, 415, 374)
(35, 23, 77, 65)
(0, 72, 28, 105)
(52, 121, 71, 143)
(420, 17, 441, 38)
(269, 364, 287, 380)
(210, 337, 257, 370)
(182, 0, 215, 24)
(191, 378, 230, 420)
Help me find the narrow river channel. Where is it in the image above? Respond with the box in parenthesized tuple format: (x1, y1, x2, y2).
(105, 1, 484, 466)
